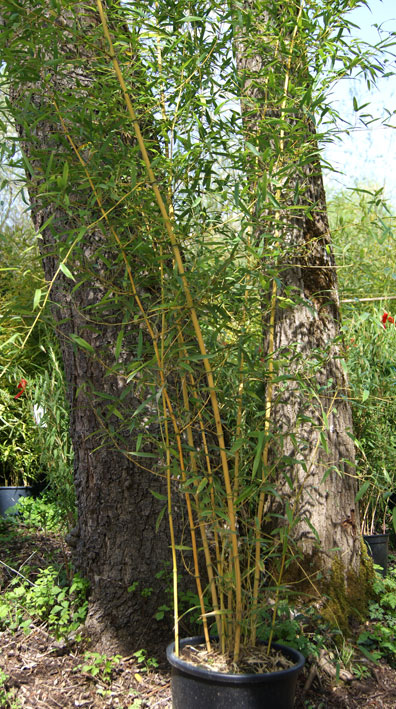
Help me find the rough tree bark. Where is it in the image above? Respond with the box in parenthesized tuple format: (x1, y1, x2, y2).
(1, 1, 180, 653)
(234, 2, 360, 575)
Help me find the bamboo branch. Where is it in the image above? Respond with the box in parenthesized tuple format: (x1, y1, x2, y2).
(340, 294, 396, 304)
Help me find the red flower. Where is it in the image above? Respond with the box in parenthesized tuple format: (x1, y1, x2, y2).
(14, 379, 27, 399)
(381, 312, 395, 328)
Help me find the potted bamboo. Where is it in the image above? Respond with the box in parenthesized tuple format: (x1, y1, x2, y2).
(90, 4, 370, 705)
(360, 482, 394, 578)
(0, 379, 38, 516)
(90, 50, 307, 709)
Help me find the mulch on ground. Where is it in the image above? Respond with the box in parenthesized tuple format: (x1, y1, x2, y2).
(0, 626, 170, 708)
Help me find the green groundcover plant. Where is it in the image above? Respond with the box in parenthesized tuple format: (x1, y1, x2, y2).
(357, 563, 396, 667)
(0, 563, 89, 638)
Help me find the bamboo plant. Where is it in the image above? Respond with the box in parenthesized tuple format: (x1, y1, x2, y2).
(92, 0, 377, 662)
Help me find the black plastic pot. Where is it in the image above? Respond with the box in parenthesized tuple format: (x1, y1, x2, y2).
(0, 486, 33, 517)
(363, 533, 389, 577)
(167, 636, 305, 709)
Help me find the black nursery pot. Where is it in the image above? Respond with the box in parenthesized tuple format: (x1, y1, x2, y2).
(363, 533, 389, 577)
(166, 636, 305, 709)
(0, 486, 33, 517)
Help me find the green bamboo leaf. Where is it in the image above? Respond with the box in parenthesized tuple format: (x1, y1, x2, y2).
(355, 480, 370, 503)
(392, 507, 396, 534)
(33, 288, 42, 310)
(69, 334, 95, 353)
(259, 172, 267, 201)
(21, 150, 35, 176)
(150, 490, 167, 501)
(173, 545, 193, 551)
(196, 478, 208, 495)
(128, 450, 157, 458)
(62, 161, 69, 185)
(176, 15, 203, 22)
(252, 431, 265, 479)
(357, 644, 381, 663)
(285, 502, 294, 526)
(59, 262, 75, 281)
(267, 191, 281, 209)
(127, 357, 156, 382)
(115, 328, 124, 360)
(110, 407, 124, 421)
(155, 505, 166, 532)
(245, 141, 261, 158)
(229, 439, 244, 455)
(320, 430, 329, 454)
(362, 389, 370, 402)
(303, 517, 320, 542)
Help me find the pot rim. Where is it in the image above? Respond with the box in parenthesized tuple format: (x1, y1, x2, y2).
(0, 486, 33, 491)
(363, 532, 390, 540)
(166, 635, 305, 684)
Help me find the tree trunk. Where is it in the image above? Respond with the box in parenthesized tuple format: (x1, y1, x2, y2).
(1, 1, 179, 653)
(234, 2, 360, 574)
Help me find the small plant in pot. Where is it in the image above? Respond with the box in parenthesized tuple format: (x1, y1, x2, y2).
(358, 474, 396, 578)
(0, 378, 41, 516)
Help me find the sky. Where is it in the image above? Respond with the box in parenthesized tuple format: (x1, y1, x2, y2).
(323, 0, 396, 205)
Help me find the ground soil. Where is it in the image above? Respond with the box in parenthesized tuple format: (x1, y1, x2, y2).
(1, 524, 396, 708)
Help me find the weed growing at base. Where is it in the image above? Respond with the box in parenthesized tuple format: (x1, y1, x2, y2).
(13, 495, 66, 533)
(357, 563, 396, 666)
(0, 565, 89, 638)
(0, 668, 21, 708)
(75, 651, 122, 684)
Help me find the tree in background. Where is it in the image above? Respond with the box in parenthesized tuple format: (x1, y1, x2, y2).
(0, 1, 177, 652)
(234, 0, 363, 574)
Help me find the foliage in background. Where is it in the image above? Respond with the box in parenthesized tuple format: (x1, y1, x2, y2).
(329, 187, 396, 303)
(0, 214, 47, 370)
(32, 345, 76, 523)
(0, 379, 42, 486)
(330, 189, 396, 534)
(343, 311, 396, 533)
(0, 210, 49, 486)
(0, 194, 74, 512)
(0, 498, 88, 641)
(15, 494, 68, 533)
(0, 342, 74, 516)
